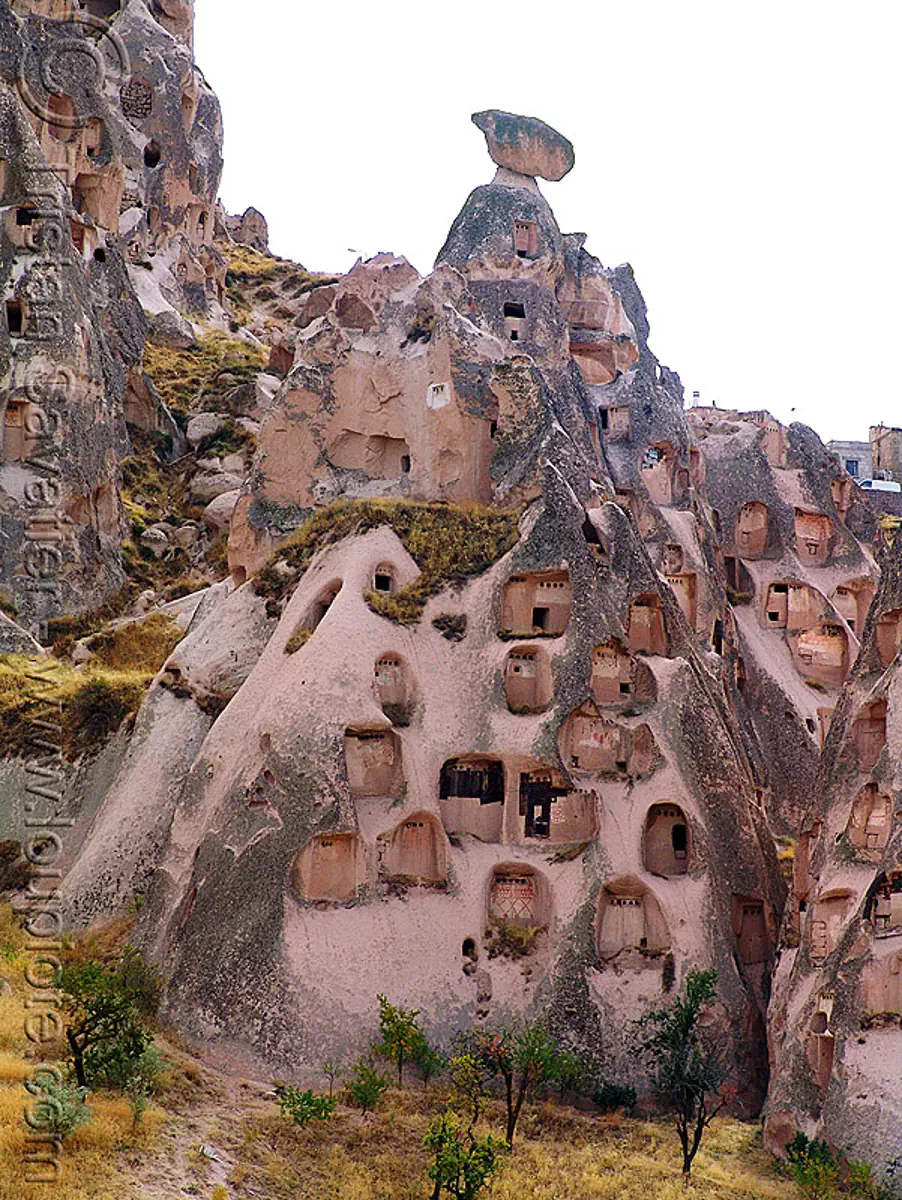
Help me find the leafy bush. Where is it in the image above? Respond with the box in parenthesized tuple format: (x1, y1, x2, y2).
(594, 1080, 637, 1113)
(25, 1079, 91, 1141)
(425, 1109, 506, 1199)
(84, 1039, 166, 1094)
(278, 1086, 337, 1128)
(550, 1047, 588, 1102)
(448, 1053, 488, 1126)
(469, 1023, 560, 1147)
(347, 1058, 391, 1114)
(59, 946, 160, 1088)
(411, 1030, 447, 1087)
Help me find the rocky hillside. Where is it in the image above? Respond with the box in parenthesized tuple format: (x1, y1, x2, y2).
(2, 1, 902, 1185)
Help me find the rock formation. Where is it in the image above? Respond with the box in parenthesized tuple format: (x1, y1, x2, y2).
(764, 529, 902, 1165)
(61, 106, 881, 1114)
(0, 0, 224, 627)
(3, 9, 899, 1164)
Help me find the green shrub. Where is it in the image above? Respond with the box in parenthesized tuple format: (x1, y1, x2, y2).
(346, 1058, 391, 1115)
(59, 946, 160, 1088)
(373, 994, 424, 1087)
(425, 1109, 506, 1199)
(25, 1079, 91, 1141)
(278, 1086, 337, 1128)
(784, 1134, 841, 1199)
(594, 1080, 637, 1113)
(469, 1023, 560, 1147)
(84, 1039, 166, 1094)
(411, 1031, 447, 1088)
(549, 1047, 587, 1102)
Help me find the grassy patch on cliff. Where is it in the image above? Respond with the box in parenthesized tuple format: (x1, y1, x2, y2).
(0, 655, 157, 758)
(253, 499, 521, 623)
(143, 330, 267, 417)
(223, 245, 340, 327)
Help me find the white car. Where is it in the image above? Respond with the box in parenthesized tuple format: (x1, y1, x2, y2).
(857, 478, 902, 493)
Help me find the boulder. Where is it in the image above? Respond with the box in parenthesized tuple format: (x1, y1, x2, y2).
(186, 412, 226, 447)
(471, 109, 574, 181)
(0, 611, 43, 655)
(172, 523, 201, 549)
(221, 452, 245, 475)
(267, 338, 294, 376)
(140, 527, 170, 559)
(202, 489, 240, 532)
(148, 309, 196, 350)
(190, 472, 242, 503)
(297, 285, 337, 329)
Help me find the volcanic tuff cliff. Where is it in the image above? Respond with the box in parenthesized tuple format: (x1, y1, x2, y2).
(2, 0, 901, 1171)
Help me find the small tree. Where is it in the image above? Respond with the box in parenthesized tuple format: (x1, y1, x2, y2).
(320, 1058, 342, 1099)
(373, 993, 423, 1087)
(473, 1022, 560, 1147)
(635, 969, 729, 1177)
(550, 1047, 587, 1103)
(279, 1086, 337, 1128)
(448, 1053, 488, 1128)
(347, 1058, 391, 1115)
(425, 1110, 506, 1200)
(59, 947, 159, 1088)
(412, 1030, 446, 1088)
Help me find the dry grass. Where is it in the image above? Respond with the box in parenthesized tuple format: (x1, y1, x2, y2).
(219, 1088, 796, 1200)
(0, 909, 166, 1200)
(0, 908, 796, 1200)
(83, 613, 183, 674)
(255, 499, 521, 623)
(0, 656, 152, 758)
(143, 330, 267, 417)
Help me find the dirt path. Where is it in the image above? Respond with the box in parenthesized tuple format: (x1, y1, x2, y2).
(116, 1058, 275, 1200)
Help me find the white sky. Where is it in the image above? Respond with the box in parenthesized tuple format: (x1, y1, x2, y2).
(195, 0, 900, 446)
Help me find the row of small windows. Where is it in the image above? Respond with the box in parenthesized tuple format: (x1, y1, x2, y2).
(293, 833, 767, 967)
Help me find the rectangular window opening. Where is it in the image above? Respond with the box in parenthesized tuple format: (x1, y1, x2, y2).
(532, 606, 549, 630)
(6, 301, 23, 336)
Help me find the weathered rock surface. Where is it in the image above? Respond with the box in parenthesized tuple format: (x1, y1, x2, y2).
(190, 470, 242, 502)
(472, 109, 575, 181)
(202, 488, 240, 531)
(148, 310, 196, 349)
(187, 412, 226, 446)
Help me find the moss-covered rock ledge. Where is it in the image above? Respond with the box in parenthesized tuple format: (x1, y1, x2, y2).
(253, 499, 522, 622)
